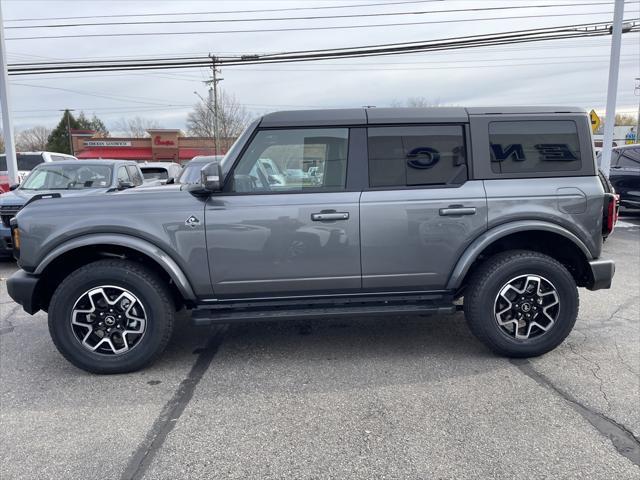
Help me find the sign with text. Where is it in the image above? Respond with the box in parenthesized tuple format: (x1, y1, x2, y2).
(84, 140, 132, 147)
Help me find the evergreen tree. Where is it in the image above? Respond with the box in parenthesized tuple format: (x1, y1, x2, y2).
(46, 110, 80, 154)
(76, 112, 109, 136)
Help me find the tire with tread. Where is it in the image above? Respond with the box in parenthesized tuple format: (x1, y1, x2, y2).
(48, 259, 175, 374)
(463, 250, 579, 358)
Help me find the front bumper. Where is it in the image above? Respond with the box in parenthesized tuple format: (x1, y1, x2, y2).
(7, 269, 40, 314)
(0, 224, 13, 256)
(587, 259, 615, 291)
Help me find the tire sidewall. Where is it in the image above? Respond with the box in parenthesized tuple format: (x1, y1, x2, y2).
(49, 262, 172, 373)
(469, 254, 578, 356)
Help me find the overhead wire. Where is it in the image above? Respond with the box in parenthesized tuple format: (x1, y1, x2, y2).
(4, 2, 623, 30)
(7, 10, 637, 41)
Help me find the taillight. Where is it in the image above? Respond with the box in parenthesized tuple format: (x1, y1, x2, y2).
(602, 193, 618, 237)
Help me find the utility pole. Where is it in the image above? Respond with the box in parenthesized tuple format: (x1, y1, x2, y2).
(205, 55, 223, 155)
(635, 77, 640, 144)
(61, 109, 76, 155)
(0, 0, 18, 184)
(600, 0, 625, 177)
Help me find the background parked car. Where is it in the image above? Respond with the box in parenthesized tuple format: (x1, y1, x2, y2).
(176, 155, 224, 185)
(0, 151, 77, 193)
(139, 161, 182, 186)
(0, 159, 143, 257)
(598, 145, 640, 210)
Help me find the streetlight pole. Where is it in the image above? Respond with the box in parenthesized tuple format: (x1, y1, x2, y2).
(0, 0, 18, 184)
(600, 0, 625, 177)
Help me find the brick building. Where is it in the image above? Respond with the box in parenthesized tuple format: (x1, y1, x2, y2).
(71, 129, 225, 164)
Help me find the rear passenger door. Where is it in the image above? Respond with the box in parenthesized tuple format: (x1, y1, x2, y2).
(360, 125, 487, 290)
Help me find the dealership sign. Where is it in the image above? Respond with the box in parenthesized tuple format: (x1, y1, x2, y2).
(84, 140, 132, 147)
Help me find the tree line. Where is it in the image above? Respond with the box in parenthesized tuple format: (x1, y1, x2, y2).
(0, 88, 251, 155)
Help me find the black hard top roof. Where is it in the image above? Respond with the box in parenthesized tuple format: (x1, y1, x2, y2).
(259, 106, 586, 128)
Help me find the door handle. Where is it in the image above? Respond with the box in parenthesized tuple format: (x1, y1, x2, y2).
(439, 206, 477, 216)
(311, 212, 350, 221)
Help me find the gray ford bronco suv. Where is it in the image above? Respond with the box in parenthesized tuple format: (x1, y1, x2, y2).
(7, 107, 617, 374)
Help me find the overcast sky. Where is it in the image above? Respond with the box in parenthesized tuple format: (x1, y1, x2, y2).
(1, 0, 639, 134)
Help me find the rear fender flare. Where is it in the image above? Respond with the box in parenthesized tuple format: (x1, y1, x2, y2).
(446, 220, 593, 290)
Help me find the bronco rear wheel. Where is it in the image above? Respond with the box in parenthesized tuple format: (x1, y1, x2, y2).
(49, 259, 174, 374)
(464, 250, 579, 358)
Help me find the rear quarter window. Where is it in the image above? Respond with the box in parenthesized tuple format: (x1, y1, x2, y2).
(489, 120, 582, 174)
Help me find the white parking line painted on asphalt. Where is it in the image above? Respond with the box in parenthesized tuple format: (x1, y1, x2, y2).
(616, 221, 639, 228)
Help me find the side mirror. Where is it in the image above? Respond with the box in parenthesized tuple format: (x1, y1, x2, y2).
(118, 180, 134, 190)
(166, 177, 175, 185)
(200, 162, 223, 192)
(9, 184, 19, 191)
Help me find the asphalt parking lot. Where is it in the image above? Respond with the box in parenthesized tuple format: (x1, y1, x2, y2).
(1, 215, 638, 480)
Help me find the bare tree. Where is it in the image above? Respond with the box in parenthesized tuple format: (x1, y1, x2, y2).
(186, 90, 251, 150)
(16, 126, 51, 151)
(390, 97, 441, 108)
(113, 117, 161, 138)
(614, 113, 638, 126)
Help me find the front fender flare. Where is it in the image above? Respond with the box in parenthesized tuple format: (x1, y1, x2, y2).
(446, 220, 593, 290)
(34, 233, 197, 301)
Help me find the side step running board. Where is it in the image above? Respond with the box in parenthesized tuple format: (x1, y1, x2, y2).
(191, 301, 456, 326)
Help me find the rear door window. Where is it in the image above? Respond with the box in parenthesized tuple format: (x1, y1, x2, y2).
(489, 120, 582, 174)
(16, 154, 45, 170)
(368, 125, 467, 187)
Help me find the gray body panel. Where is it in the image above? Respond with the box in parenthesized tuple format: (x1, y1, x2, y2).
(360, 181, 487, 289)
(482, 177, 604, 257)
(16, 188, 210, 297)
(205, 192, 361, 296)
(8, 106, 613, 312)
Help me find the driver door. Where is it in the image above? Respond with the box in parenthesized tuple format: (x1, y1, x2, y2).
(205, 128, 361, 297)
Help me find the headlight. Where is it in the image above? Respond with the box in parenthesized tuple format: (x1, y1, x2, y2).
(12, 227, 20, 250)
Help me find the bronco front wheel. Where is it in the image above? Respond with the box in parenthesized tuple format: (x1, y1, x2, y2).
(49, 259, 175, 374)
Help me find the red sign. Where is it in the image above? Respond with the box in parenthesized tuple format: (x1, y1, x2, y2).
(154, 135, 175, 146)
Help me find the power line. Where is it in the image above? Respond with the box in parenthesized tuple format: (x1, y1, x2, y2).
(7, 34, 638, 66)
(5, 2, 621, 30)
(7, 20, 639, 76)
(3, 0, 448, 22)
(7, 10, 637, 41)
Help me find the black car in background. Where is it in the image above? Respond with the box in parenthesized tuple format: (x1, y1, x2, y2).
(603, 145, 640, 210)
(0, 159, 144, 257)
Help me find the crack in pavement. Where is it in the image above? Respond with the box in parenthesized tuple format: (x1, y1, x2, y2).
(512, 359, 640, 467)
(120, 326, 227, 480)
(565, 331, 613, 412)
(0, 304, 22, 336)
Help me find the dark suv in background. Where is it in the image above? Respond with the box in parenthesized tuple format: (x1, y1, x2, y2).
(603, 144, 640, 210)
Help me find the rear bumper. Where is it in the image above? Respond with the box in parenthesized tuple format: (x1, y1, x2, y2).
(6, 269, 40, 314)
(587, 259, 615, 291)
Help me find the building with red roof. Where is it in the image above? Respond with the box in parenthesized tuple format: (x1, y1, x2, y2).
(72, 129, 225, 164)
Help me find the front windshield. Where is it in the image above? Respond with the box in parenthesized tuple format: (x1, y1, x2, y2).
(21, 164, 112, 190)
